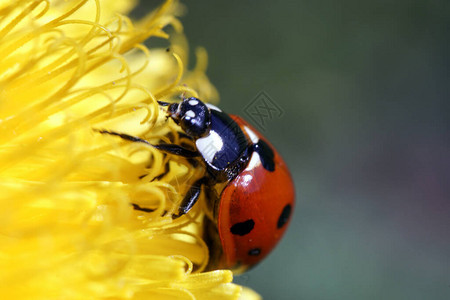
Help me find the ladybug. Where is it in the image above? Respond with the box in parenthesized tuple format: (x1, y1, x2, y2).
(99, 97, 295, 273)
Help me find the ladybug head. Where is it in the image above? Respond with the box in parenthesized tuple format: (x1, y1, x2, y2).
(167, 97, 211, 138)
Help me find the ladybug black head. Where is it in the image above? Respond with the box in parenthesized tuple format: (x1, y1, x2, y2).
(167, 97, 211, 138)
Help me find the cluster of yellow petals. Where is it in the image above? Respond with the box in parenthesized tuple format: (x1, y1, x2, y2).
(0, 0, 259, 299)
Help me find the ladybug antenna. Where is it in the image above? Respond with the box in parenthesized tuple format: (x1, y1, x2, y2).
(155, 100, 178, 122)
(181, 89, 187, 100)
(157, 100, 170, 106)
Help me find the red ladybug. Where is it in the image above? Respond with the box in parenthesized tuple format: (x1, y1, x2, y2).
(99, 97, 295, 272)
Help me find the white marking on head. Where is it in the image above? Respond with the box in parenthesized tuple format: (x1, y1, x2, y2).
(245, 152, 261, 171)
(188, 99, 199, 106)
(205, 103, 222, 112)
(185, 110, 196, 119)
(243, 126, 259, 144)
(195, 130, 223, 163)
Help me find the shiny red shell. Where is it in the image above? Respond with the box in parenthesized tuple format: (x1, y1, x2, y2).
(215, 115, 295, 272)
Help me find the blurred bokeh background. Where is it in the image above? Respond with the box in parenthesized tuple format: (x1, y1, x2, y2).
(134, 1, 449, 299)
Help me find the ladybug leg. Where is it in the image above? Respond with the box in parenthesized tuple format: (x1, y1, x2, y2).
(131, 203, 156, 213)
(172, 177, 207, 219)
(152, 143, 199, 158)
(97, 129, 205, 217)
(96, 129, 152, 144)
(96, 129, 199, 158)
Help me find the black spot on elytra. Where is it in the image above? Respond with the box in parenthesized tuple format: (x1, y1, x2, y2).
(254, 140, 275, 171)
(277, 204, 292, 229)
(230, 219, 255, 236)
(248, 248, 261, 256)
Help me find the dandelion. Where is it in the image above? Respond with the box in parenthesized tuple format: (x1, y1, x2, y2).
(0, 0, 260, 299)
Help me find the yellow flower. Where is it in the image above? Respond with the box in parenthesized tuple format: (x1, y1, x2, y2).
(0, 0, 260, 299)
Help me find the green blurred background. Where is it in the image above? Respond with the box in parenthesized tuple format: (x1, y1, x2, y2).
(134, 1, 449, 299)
